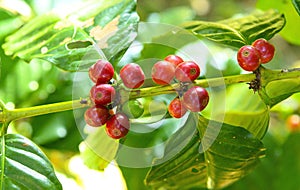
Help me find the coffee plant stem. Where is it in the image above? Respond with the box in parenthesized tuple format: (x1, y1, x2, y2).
(0, 100, 89, 126)
(261, 67, 300, 82)
(125, 73, 256, 100)
(0, 122, 9, 136)
(0, 68, 299, 128)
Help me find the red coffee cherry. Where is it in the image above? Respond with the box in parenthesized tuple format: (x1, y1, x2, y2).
(105, 113, 130, 139)
(168, 97, 187, 118)
(90, 84, 116, 105)
(237, 45, 261, 71)
(175, 61, 200, 82)
(252, 38, 275, 63)
(152, 61, 175, 85)
(89, 60, 114, 84)
(120, 63, 145, 89)
(164, 55, 184, 67)
(183, 86, 209, 112)
(84, 106, 110, 127)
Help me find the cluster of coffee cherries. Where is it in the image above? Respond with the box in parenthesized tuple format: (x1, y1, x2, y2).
(84, 60, 131, 139)
(84, 59, 147, 139)
(84, 55, 210, 139)
(151, 55, 209, 118)
(237, 38, 275, 71)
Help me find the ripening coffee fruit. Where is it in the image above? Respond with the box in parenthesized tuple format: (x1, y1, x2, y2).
(89, 60, 114, 84)
(164, 55, 184, 67)
(252, 38, 275, 64)
(84, 106, 110, 127)
(237, 45, 261, 71)
(168, 97, 187, 118)
(286, 114, 300, 132)
(152, 61, 175, 85)
(183, 86, 209, 112)
(175, 61, 200, 82)
(122, 100, 144, 119)
(90, 84, 116, 105)
(120, 63, 145, 89)
(105, 113, 130, 139)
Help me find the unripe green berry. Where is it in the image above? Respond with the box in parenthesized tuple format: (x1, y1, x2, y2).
(122, 100, 144, 119)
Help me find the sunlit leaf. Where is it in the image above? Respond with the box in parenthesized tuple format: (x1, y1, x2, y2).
(0, 0, 31, 31)
(183, 10, 285, 48)
(118, 114, 196, 190)
(2, 0, 139, 71)
(202, 83, 269, 140)
(220, 84, 269, 139)
(259, 67, 300, 107)
(0, 13, 24, 39)
(256, 0, 300, 45)
(0, 134, 62, 189)
(80, 127, 119, 171)
(145, 114, 265, 190)
(292, 0, 300, 15)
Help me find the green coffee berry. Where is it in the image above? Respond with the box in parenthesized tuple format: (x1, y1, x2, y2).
(122, 99, 144, 119)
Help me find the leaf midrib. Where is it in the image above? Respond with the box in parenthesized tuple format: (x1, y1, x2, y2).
(193, 21, 247, 44)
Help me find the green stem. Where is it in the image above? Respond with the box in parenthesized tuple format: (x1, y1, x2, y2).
(261, 67, 300, 82)
(0, 99, 89, 126)
(0, 68, 299, 127)
(0, 122, 8, 136)
(125, 73, 256, 100)
(0, 133, 5, 189)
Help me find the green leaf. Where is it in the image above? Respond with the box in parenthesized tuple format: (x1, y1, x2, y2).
(202, 83, 269, 139)
(0, 1, 30, 40)
(218, 84, 269, 139)
(119, 167, 152, 190)
(80, 127, 119, 171)
(0, 100, 5, 111)
(2, 0, 139, 71)
(225, 132, 300, 190)
(292, 0, 300, 15)
(117, 113, 196, 190)
(183, 10, 285, 48)
(257, 0, 300, 45)
(258, 67, 300, 107)
(116, 117, 185, 167)
(273, 132, 300, 189)
(0, 134, 62, 190)
(0, 17, 24, 39)
(145, 114, 265, 190)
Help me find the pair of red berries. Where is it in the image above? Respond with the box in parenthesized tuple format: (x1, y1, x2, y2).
(151, 55, 209, 118)
(85, 60, 130, 139)
(117, 55, 202, 89)
(152, 55, 200, 85)
(237, 38, 275, 71)
(168, 86, 209, 118)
